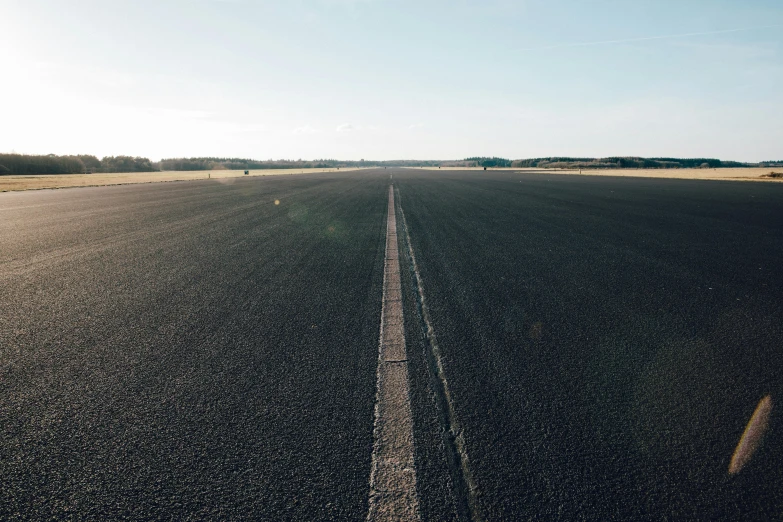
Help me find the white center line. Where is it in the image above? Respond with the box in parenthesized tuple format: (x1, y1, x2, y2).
(367, 185, 420, 522)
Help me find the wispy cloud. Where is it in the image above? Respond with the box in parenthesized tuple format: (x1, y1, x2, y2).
(336, 123, 357, 132)
(317, 0, 378, 7)
(516, 24, 783, 52)
(293, 124, 320, 134)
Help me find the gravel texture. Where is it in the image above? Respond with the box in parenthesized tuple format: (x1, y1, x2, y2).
(394, 169, 783, 520)
(0, 172, 388, 520)
(3, 168, 783, 520)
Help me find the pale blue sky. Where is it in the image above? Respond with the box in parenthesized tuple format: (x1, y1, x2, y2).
(2, 0, 781, 161)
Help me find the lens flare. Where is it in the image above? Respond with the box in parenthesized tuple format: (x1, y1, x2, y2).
(729, 395, 772, 475)
(528, 322, 543, 341)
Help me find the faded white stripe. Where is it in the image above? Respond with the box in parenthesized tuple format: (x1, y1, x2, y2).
(367, 185, 420, 522)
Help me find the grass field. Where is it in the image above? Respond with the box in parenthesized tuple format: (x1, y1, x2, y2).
(415, 166, 783, 181)
(0, 167, 364, 192)
(521, 167, 783, 181)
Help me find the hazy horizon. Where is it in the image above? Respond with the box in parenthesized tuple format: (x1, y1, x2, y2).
(2, 0, 782, 162)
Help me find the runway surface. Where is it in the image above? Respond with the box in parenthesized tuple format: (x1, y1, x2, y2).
(394, 169, 783, 520)
(1, 169, 782, 520)
(0, 173, 388, 520)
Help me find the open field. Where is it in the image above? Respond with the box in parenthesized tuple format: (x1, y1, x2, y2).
(1, 169, 782, 519)
(0, 167, 364, 192)
(415, 166, 783, 181)
(519, 166, 783, 181)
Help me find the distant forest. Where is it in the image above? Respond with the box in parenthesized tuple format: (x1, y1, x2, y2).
(1, 153, 779, 175)
(0, 154, 155, 175)
(157, 157, 443, 171)
(510, 157, 753, 169)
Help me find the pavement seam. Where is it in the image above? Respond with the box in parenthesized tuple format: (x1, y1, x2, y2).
(367, 185, 420, 522)
(395, 186, 483, 522)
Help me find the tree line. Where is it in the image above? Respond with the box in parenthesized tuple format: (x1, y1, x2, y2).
(0, 154, 155, 175)
(1, 153, 774, 175)
(0, 155, 445, 175)
(158, 157, 447, 170)
(510, 157, 752, 169)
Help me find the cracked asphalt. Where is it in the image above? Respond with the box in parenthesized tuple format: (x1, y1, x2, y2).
(395, 169, 783, 520)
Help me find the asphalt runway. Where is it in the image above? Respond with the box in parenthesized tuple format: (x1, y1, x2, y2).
(2, 169, 782, 520)
(394, 169, 783, 520)
(0, 173, 389, 520)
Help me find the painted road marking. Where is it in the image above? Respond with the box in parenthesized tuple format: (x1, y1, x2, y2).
(367, 185, 420, 522)
(398, 194, 482, 522)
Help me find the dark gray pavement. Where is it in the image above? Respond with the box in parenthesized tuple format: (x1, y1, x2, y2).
(394, 169, 783, 520)
(0, 173, 388, 520)
(2, 169, 783, 520)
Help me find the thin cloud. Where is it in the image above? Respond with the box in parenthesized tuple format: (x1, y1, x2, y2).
(293, 125, 320, 135)
(516, 24, 783, 52)
(336, 123, 357, 132)
(408, 123, 425, 129)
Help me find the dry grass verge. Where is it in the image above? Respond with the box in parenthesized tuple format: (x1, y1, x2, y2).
(511, 167, 783, 182)
(0, 168, 364, 192)
(415, 166, 783, 182)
